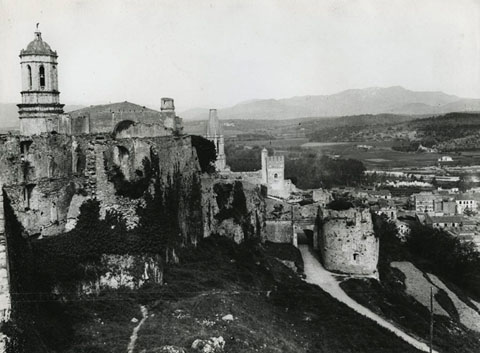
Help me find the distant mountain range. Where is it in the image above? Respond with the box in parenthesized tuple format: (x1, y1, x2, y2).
(180, 86, 480, 120)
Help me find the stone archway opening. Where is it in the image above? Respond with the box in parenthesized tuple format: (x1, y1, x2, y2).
(113, 120, 135, 139)
(296, 229, 313, 246)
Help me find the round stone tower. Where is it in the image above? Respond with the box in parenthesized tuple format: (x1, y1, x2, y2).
(316, 207, 379, 275)
(17, 26, 64, 135)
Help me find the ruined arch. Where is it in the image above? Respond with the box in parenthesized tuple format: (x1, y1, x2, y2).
(113, 120, 135, 139)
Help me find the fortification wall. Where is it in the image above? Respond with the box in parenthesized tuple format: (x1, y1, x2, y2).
(265, 220, 292, 243)
(317, 208, 379, 275)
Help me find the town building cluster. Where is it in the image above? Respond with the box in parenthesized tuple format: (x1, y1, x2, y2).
(412, 189, 480, 245)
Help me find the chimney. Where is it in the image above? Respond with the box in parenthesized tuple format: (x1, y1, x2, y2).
(161, 97, 175, 112)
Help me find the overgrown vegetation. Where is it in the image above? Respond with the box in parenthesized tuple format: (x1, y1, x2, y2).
(327, 198, 354, 211)
(191, 135, 217, 173)
(2, 164, 203, 352)
(105, 151, 157, 199)
(407, 223, 480, 299)
(307, 112, 480, 153)
(58, 236, 422, 352)
(224, 144, 266, 171)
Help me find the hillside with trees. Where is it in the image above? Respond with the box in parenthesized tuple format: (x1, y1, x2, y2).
(307, 112, 480, 152)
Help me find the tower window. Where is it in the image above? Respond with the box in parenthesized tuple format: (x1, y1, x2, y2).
(27, 65, 32, 89)
(39, 65, 45, 88)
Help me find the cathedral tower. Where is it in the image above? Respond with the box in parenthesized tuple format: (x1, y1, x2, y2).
(205, 109, 226, 171)
(17, 26, 64, 135)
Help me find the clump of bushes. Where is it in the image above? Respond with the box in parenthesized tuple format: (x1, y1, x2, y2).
(407, 223, 480, 299)
(327, 198, 353, 211)
(191, 135, 216, 173)
(104, 148, 159, 199)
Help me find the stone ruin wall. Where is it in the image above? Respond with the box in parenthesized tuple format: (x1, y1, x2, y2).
(0, 134, 203, 240)
(201, 177, 267, 244)
(317, 207, 379, 275)
(264, 199, 321, 246)
(265, 220, 292, 243)
(0, 132, 206, 323)
(0, 131, 273, 326)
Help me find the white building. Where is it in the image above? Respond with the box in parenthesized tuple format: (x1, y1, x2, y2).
(455, 194, 477, 214)
(438, 156, 453, 162)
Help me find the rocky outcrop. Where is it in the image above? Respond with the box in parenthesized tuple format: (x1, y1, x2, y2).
(201, 177, 266, 244)
(191, 337, 225, 353)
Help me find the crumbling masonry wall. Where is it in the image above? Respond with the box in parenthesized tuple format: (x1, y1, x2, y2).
(0, 133, 203, 241)
(201, 177, 266, 244)
(316, 207, 379, 275)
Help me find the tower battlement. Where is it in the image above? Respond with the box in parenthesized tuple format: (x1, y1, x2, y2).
(266, 155, 284, 167)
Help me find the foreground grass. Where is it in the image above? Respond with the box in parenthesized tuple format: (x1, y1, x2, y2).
(54, 236, 424, 353)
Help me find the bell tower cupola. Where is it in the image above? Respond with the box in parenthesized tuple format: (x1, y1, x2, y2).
(17, 25, 64, 135)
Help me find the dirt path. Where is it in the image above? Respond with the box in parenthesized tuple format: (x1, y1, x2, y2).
(299, 245, 436, 353)
(127, 305, 148, 353)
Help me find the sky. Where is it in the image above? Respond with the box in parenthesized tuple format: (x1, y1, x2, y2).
(0, 0, 479, 111)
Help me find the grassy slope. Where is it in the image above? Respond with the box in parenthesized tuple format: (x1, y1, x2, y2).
(340, 221, 480, 353)
(58, 236, 423, 353)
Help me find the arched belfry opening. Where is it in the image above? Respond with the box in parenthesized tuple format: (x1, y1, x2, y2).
(39, 65, 45, 88)
(27, 65, 32, 89)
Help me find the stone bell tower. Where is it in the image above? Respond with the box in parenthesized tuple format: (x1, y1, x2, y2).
(17, 25, 64, 135)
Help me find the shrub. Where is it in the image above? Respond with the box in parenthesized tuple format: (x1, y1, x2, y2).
(191, 135, 216, 173)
